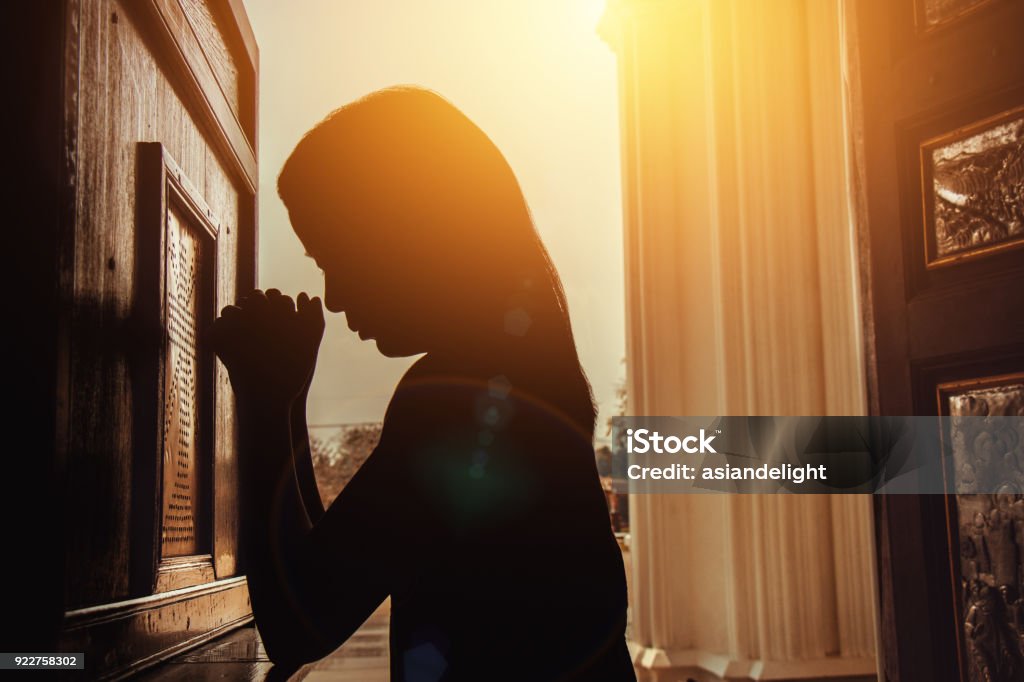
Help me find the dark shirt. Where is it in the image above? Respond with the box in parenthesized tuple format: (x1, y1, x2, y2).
(310, 354, 634, 681)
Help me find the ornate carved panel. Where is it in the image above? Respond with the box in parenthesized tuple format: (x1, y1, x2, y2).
(922, 106, 1024, 267)
(944, 378, 1024, 682)
(161, 205, 205, 557)
(138, 143, 218, 594)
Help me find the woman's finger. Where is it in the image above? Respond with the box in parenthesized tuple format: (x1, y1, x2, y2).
(240, 289, 268, 310)
(276, 293, 296, 313)
(298, 294, 324, 329)
(310, 296, 325, 323)
(208, 315, 237, 356)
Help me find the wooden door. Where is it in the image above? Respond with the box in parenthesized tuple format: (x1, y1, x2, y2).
(11, 0, 261, 676)
(847, 0, 1024, 680)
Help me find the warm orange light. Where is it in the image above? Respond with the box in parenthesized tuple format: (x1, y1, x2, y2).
(245, 0, 625, 430)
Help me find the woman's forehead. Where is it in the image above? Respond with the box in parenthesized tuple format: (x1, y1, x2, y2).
(289, 206, 344, 243)
(293, 217, 381, 265)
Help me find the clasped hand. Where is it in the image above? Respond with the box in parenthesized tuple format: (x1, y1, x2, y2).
(211, 289, 325, 409)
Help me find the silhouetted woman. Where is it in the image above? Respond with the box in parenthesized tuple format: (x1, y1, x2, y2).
(211, 87, 634, 681)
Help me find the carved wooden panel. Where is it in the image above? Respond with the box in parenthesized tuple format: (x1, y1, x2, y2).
(138, 142, 219, 594)
(948, 383, 1024, 494)
(852, 0, 1024, 676)
(161, 205, 206, 557)
(922, 106, 1024, 267)
(944, 378, 1024, 682)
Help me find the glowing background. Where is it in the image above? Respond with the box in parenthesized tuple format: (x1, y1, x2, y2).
(243, 0, 624, 436)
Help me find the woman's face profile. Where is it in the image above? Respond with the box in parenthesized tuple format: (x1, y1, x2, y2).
(278, 89, 542, 363)
(291, 209, 453, 359)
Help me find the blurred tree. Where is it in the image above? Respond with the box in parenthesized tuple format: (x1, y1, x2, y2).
(311, 423, 383, 507)
(595, 444, 613, 477)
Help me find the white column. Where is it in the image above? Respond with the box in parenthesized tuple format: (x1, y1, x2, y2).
(601, 1, 877, 678)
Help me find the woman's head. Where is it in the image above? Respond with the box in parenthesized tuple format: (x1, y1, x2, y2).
(278, 87, 595, 432)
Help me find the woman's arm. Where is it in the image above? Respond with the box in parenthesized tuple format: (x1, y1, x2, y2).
(213, 290, 394, 666)
(236, 397, 318, 663)
(290, 384, 326, 523)
(236, 395, 396, 667)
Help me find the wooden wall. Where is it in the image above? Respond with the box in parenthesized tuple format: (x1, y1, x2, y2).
(48, 0, 259, 675)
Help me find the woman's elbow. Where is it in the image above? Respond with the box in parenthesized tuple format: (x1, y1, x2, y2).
(255, 611, 337, 668)
(260, 628, 333, 669)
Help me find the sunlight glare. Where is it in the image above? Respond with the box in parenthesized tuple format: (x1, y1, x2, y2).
(581, 0, 609, 29)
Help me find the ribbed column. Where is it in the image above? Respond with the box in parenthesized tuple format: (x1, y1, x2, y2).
(602, 1, 877, 678)
(606, 0, 726, 661)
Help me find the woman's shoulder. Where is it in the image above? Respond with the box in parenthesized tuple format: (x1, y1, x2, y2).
(384, 353, 574, 439)
(394, 354, 509, 396)
(381, 354, 494, 433)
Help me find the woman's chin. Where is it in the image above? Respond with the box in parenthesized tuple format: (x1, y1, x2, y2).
(369, 335, 423, 358)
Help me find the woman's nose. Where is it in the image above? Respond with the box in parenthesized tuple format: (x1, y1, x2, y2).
(323, 283, 347, 313)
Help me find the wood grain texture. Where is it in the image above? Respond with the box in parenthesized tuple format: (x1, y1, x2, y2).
(64, 0, 248, 609)
(134, 0, 257, 190)
(133, 143, 224, 594)
(62, 577, 252, 679)
(179, 0, 241, 125)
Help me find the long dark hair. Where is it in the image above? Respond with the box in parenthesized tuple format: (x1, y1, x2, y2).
(277, 86, 596, 440)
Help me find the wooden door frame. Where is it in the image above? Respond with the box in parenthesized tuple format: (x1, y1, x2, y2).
(844, 0, 1024, 679)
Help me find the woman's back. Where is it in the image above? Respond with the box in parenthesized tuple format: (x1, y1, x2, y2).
(365, 355, 632, 680)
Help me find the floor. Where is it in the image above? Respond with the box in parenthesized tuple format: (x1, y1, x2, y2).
(299, 603, 390, 682)
(141, 601, 390, 681)
(141, 540, 632, 681)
